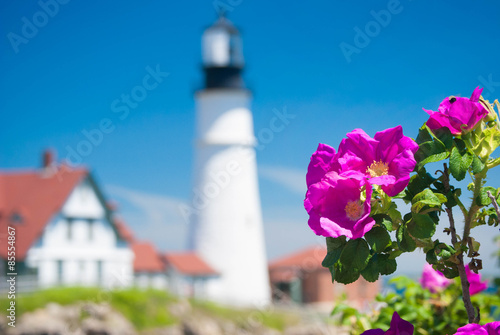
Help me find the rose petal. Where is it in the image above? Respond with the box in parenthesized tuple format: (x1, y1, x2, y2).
(454, 323, 488, 335)
(306, 143, 337, 187)
(470, 86, 483, 102)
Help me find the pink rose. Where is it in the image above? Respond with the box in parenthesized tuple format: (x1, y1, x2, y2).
(453, 321, 500, 335)
(465, 265, 488, 296)
(420, 263, 452, 293)
(304, 169, 374, 239)
(423, 87, 488, 135)
(337, 126, 418, 197)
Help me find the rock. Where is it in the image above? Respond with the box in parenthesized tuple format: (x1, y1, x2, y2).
(182, 315, 222, 335)
(6, 302, 137, 335)
(284, 324, 348, 335)
(140, 325, 183, 335)
(168, 299, 191, 318)
(81, 303, 136, 335)
(8, 303, 81, 335)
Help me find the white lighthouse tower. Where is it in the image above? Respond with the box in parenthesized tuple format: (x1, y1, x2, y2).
(189, 16, 271, 306)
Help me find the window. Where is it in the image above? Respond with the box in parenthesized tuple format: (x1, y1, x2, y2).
(88, 219, 95, 241)
(97, 260, 103, 286)
(57, 260, 63, 284)
(67, 218, 74, 240)
(10, 212, 24, 224)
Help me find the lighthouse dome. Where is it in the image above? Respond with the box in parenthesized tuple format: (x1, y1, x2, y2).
(202, 16, 244, 68)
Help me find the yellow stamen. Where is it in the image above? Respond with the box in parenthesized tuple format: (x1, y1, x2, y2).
(345, 201, 364, 221)
(367, 160, 389, 178)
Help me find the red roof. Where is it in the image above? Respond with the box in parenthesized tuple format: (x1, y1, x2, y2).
(269, 246, 327, 270)
(163, 252, 217, 276)
(0, 166, 87, 260)
(268, 246, 327, 283)
(114, 217, 135, 243)
(131, 242, 165, 273)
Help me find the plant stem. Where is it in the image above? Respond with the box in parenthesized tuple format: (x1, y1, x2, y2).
(486, 190, 500, 219)
(442, 163, 478, 323)
(487, 157, 500, 170)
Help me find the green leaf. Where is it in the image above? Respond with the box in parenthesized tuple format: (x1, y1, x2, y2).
(328, 265, 335, 283)
(403, 168, 436, 203)
(377, 254, 397, 275)
(396, 224, 416, 252)
(432, 127, 454, 149)
(474, 126, 500, 157)
(388, 249, 403, 259)
(408, 213, 436, 239)
(449, 146, 473, 181)
(426, 248, 438, 264)
(372, 214, 393, 231)
(436, 243, 455, 260)
(360, 255, 379, 282)
(386, 203, 402, 228)
(334, 262, 360, 284)
(476, 186, 497, 206)
(416, 124, 433, 144)
(364, 227, 392, 253)
(411, 189, 444, 213)
(326, 236, 346, 252)
(322, 248, 342, 268)
(415, 141, 449, 169)
(442, 265, 459, 279)
(339, 238, 370, 271)
(445, 188, 460, 208)
(471, 155, 485, 174)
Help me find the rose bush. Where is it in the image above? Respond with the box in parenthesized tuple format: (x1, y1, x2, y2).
(332, 274, 500, 335)
(307, 88, 500, 332)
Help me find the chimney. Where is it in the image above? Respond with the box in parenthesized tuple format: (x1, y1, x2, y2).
(42, 149, 56, 168)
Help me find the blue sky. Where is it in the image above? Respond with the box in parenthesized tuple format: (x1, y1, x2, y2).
(1, 0, 500, 275)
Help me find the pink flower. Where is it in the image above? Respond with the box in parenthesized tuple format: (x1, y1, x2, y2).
(423, 87, 488, 135)
(453, 321, 500, 335)
(361, 312, 414, 335)
(305, 143, 339, 187)
(465, 265, 488, 295)
(420, 264, 452, 293)
(304, 166, 375, 239)
(337, 126, 419, 196)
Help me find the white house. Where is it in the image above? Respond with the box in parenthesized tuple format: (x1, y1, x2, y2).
(0, 152, 134, 290)
(163, 251, 218, 299)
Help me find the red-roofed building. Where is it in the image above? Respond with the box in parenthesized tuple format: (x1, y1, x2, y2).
(0, 154, 134, 290)
(163, 251, 218, 298)
(114, 217, 135, 244)
(131, 241, 169, 290)
(269, 246, 380, 309)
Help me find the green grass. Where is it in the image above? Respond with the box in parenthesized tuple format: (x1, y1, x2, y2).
(0, 287, 300, 332)
(190, 299, 299, 331)
(0, 287, 178, 330)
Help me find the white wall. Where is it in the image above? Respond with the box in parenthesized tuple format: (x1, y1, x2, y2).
(26, 178, 134, 289)
(134, 273, 168, 290)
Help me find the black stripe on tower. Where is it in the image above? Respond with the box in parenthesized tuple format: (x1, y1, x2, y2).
(204, 66, 244, 89)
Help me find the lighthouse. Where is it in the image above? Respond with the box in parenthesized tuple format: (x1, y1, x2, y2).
(189, 16, 271, 306)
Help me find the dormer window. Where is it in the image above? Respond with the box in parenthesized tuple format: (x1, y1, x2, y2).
(10, 211, 24, 225)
